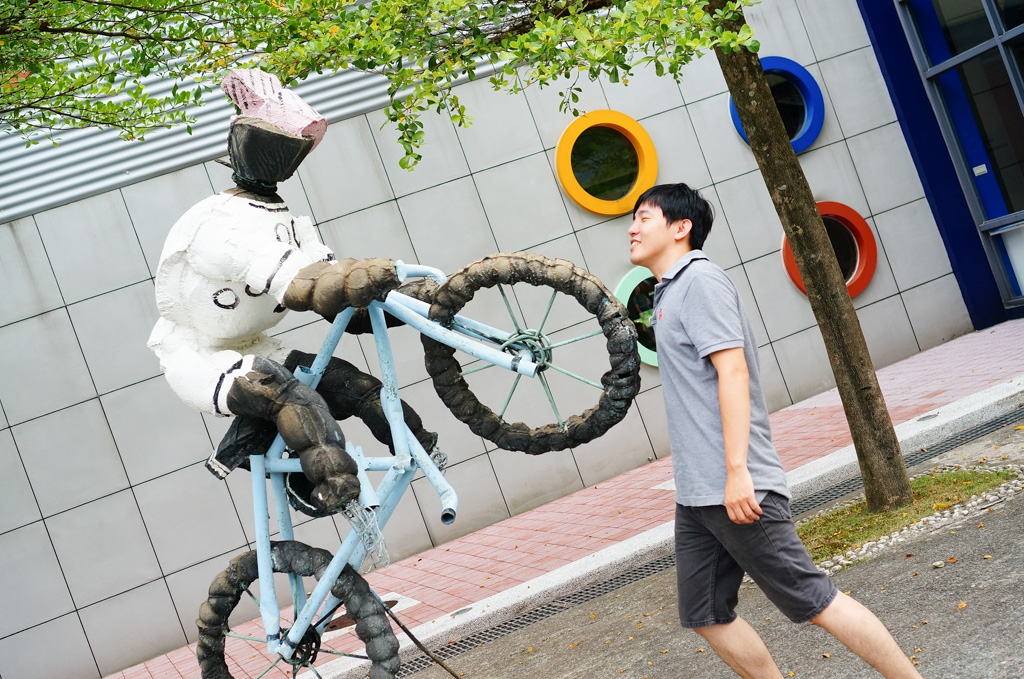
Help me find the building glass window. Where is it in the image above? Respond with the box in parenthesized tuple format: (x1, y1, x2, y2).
(901, 0, 1024, 303)
(569, 126, 640, 201)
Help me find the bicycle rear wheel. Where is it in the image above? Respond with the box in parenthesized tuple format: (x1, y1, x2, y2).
(196, 540, 399, 679)
(423, 252, 640, 454)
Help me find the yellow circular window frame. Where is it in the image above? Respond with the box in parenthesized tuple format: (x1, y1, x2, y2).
(555, 110, 659, 216)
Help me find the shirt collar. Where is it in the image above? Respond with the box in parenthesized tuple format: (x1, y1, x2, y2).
(659, 249, 709, 282)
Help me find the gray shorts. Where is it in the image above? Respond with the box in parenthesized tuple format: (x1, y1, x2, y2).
(674, 492, 837, 627)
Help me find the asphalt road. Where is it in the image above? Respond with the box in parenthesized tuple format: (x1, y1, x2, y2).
(404, 419, 1024, 679)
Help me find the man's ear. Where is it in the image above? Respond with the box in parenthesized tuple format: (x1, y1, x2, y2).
(672, 219, 693, 244)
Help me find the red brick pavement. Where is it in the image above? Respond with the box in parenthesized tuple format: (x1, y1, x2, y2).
(104, 319, 1024, 678)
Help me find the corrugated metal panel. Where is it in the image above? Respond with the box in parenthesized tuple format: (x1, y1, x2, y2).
(0, 68, 415, 223)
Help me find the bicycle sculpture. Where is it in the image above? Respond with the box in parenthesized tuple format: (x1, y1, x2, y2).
(148, 69, 641, 679)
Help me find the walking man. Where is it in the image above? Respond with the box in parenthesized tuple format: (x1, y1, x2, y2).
(628, 183, 922, 678)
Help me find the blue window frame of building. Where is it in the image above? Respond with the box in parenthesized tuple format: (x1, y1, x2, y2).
(728, 56, 826, 154)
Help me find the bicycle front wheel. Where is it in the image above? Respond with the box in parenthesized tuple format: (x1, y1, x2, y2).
(196, 540, 399, 679)
(423, 252, 640, 454)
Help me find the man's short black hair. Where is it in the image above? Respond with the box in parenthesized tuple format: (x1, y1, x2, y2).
(632, 183, 714, 250)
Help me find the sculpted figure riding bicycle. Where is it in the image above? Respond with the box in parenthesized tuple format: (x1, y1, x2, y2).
(148, 68, 641, 679)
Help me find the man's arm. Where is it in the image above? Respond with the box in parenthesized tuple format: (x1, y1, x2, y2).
(708, 347, 762, 525)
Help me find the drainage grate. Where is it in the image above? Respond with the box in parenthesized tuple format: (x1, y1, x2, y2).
(395, 409, 1024, 677)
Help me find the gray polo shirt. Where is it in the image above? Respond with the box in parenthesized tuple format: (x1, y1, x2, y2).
(651, 250, 790, 506)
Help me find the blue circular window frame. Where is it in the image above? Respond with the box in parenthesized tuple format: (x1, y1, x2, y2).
(728, 56, 825, 155)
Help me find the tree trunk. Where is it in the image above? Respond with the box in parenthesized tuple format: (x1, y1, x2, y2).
(708, 3, 912, 511)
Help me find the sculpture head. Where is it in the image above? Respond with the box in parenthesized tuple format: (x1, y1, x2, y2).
(220, 68, 327, 196)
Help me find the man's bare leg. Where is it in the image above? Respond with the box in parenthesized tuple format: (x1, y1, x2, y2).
(811, 592, 922, 678)
(695, 617, 784, 679)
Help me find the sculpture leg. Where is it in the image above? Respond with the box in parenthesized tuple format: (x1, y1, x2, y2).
(285, 351, 439, 454)
(226, 356, 360, 512)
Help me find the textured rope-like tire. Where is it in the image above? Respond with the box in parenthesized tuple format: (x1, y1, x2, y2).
(196, 541, 400, 679)
(423, 253, 640, 454)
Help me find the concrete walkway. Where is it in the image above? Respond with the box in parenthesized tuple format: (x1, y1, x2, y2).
(106, 318, 1024, 679)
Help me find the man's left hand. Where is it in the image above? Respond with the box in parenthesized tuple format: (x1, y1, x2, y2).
(725, 467, 762, 524)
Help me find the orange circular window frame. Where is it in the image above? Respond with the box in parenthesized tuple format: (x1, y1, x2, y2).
(782, 201, 878, 298)
(555, 110, 658, 216)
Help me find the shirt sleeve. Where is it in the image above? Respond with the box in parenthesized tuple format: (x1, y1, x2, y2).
(679, 265, 746, 358)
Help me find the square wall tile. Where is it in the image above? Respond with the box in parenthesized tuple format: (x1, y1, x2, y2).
(745, 0, 817, 66)
(389, 379, 488, 467)
(677, 53, 728, 105)
(0, 613, 99, 679)
(102, 377, 213, 485)
(797, 141, 872, 217)
(847, 123, 926, 215)
(796, 0, 871, 61)
(451, 78, 545, 172)
(571, 407, 655, 487)
(799, 63, 846, 153)
(699, 185, 742, 270)
(356, 323, 430, 389)
(121, 165, 215, 274)
(902, 274, 975, 350)
(716, 169, 786, 263)
(772, 325, 836, 402)
(0, 217, 64, 327)
(856, 296, 920, 370)
(46, 490, 162, 607)
(523, 75, 609, 149)
(413, 453, 509, 547)
(0, 310, 95, 425)
(398, 177, 499, 275)
(819, 47, 898, 139)
(641, 107, 712, 196)
(68, 280, 161, 394)
(475, 154, 573, 252)
(79, 580, 186, 676)
(0, 523, 74, 638)
(873, 199, 953, 291)
(318, 200, 418, 265)
(600, 61, 685, 121)
(134, 463, 248, 573)
(575, 214, 636, 299)
(298, 116, 394, 223)
(14, 400, 128, 517)
(687, 93, 760, 183)
(368, 108, 470, 197)
(490, 447, 583, 516)
(34, 191, 150, 305)
(744, 255, 818, 341)
(757, 345, 793, 413)
(634, 387, 670, 459)
(0, 429, 41, 533)
(725, 264, 770, 349)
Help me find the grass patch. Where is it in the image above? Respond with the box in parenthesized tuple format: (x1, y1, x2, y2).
(797, 469, 1017, 562)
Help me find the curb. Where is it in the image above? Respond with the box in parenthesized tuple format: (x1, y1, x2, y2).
(315, 373, 1024, 678)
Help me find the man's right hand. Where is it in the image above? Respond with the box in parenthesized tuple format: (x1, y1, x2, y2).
(284, 258, 401, 317)
(724, 466, 762, 524)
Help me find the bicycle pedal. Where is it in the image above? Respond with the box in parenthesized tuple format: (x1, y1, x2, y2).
(205, 455, 232, 480)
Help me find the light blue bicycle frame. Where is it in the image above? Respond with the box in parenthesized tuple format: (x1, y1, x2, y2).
(244, 263, 541, 662)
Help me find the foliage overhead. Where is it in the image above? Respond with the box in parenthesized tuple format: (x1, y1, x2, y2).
(1, 0, 757, 165)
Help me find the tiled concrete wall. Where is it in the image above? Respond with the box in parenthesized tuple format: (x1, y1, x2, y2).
(0, 0, 974, 676)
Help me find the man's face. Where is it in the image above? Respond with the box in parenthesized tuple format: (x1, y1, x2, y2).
(628, 203, 678, 270)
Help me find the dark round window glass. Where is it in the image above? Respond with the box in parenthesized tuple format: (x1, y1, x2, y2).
(767, 72, 806, 141)
(626, 276, 658, 353)
(570, 126, 640, 201)
(823, 216, 859, 282)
